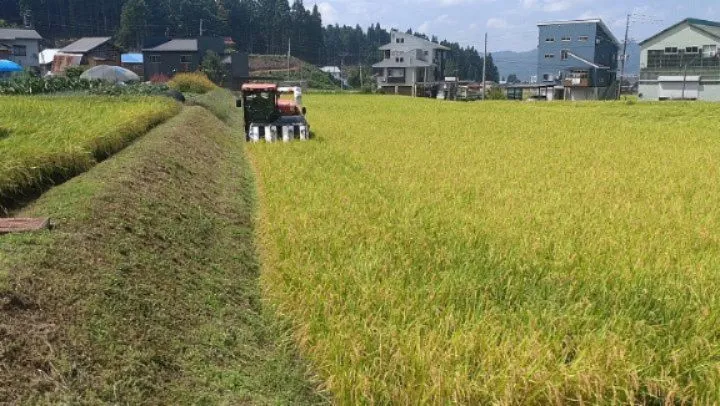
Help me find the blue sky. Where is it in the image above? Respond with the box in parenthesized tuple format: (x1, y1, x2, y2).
(313, 0, 719, 52)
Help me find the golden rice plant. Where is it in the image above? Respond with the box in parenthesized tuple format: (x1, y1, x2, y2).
(0, 96, 180, 209)
(248, 95, 720, 404)
(168, 72, 216, 94)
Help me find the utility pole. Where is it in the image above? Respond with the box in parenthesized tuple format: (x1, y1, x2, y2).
(199, 19, 204, 37)
(482, 32, 487, 100)
(618, 13, 630, 99)
(287, 38, 291, 82)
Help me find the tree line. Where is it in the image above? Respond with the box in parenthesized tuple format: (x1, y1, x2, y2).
(1, 0, 499, 82)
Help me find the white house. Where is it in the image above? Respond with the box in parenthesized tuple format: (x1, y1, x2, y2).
(0, 28, 42, 68)
(638, 18, 720, 101)
(372, 30, 449, 96)
(320, 66, 341, 80)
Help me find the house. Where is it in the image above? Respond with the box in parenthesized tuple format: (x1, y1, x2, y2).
(58, 37, 122, 67)
(537, 19, 620, 100)
(638, 18, 720, 101)
(321, 66, 341, 80)
(372, 30, 450, 96)
(0, 28, 42, 69)
(121, 53, 144, 78)
(142, 37, 224, 79)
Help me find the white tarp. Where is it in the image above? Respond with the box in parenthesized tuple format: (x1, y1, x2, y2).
(39, 49, 59, 65)
(658, 76, 700, 99)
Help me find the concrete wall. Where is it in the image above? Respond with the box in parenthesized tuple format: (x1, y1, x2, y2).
(640, 81, 720, 101)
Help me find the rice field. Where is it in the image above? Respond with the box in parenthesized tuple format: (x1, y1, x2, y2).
(248, 95, 720, 404)
(0, 96, 180, 210)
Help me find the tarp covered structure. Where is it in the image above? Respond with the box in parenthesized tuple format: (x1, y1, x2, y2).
(80, 65, 140, 83)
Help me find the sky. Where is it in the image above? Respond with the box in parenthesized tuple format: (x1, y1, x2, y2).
(312, 0, 719, 52)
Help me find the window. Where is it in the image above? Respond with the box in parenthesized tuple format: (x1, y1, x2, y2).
(578, 36, 589, 41)
(703, 45, 717, 57)
(424, 50, 428, 56)
(401, 38, 404, 43)
(180, 55, 192, 63)
(384, 50, 390, 59)
(544, 53, 554, 59)
(12, 45, 26, 56)
(388, 68, 404, 77)
(561, 50, 569, 60)
(685, 46, 699, 53)
(545, 37, 555, 42)
(149, 55, 160, 63)
(561, 36, 571, 42)
(399, 57, 404, 62)
(664, 47, 678, 54)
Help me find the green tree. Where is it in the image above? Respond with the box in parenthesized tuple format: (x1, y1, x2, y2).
(201, 50, 228, 84)
(117, 0, 148, 49)
(507, 73, 520, 84)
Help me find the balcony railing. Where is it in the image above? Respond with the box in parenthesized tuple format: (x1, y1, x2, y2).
(386, 76, 406, 84)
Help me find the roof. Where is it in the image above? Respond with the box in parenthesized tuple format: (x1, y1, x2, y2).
(61, 37, 112, 53)
(372, 59, 433, 68)
(121, 53, 143, 63)
(242, 83, 277, 91)
(0, 28, 42, 41)
(143, 39, 198, 52)
(639, 18, 720, 46)
(537, 19, 620, 47)
(379, 31, 450, 51)
(320, 66, 341, 73)
(658, 75, 700, 82)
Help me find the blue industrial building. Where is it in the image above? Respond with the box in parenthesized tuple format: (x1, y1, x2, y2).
(537, 19, 620, 100)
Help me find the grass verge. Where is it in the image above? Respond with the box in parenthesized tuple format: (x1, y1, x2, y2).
(0, 106, 323, 404)
(0, 96, 180, 213)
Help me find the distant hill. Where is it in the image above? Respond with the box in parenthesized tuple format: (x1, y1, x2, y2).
(493, 49, 538, 82)
(493, 41, 641, 83)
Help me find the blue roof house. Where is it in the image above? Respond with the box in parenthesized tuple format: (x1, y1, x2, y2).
(537, 19, 620, 100)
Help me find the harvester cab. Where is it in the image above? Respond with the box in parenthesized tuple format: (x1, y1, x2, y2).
(236, 83, 309, 142)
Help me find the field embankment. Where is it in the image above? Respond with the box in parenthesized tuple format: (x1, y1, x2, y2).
(248, 95, 720, 404)
(0, 96, 180, 213)
(0, 105, 323, 404)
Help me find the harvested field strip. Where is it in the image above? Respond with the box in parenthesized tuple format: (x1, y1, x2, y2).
(0, 96, 180, 212)
(248, 95, 720, 404)
(0, 106, 323, 404)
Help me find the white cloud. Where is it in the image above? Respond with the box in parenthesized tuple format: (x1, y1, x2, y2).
(317, 2, 338, 25)
(487, 17, 511, 29)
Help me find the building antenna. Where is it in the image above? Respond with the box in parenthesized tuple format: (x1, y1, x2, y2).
(482, 32, 488, 100)
(618, 13, 630, 99)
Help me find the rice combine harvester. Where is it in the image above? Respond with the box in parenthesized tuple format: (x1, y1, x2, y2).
(236, 83, 310, 142)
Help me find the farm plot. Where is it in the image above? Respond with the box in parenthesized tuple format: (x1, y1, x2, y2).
(0, 96, 179, 210)
(248, 95, 720, 404)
